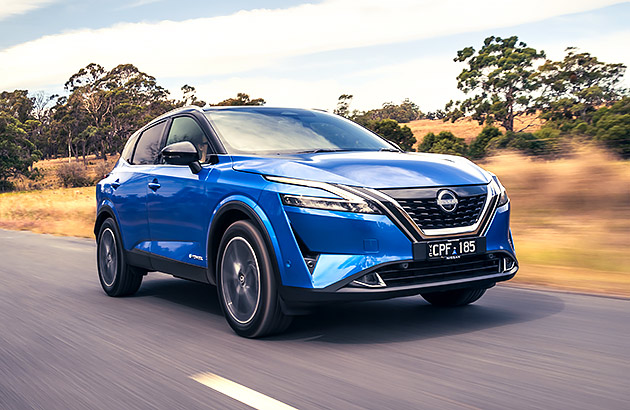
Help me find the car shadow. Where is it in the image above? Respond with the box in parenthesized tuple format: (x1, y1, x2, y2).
(134, 276, 565, 344)
(273, 287, 565, 344)
(135, 275, 223, 316)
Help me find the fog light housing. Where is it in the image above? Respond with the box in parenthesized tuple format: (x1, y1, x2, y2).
(502, 257, 516, 272)
(350, 272, 386, 288)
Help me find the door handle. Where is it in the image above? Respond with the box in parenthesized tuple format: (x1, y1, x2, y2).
(111, 179, 120, 190)
(148, 179, 161, 191)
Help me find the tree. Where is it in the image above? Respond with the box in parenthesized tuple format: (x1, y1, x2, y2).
(333, 94, 353, 118)
(536, 48, 627, 123)
(213, 93, 265, 106)
(63, 63, 174, 161)
(446, 36, 545, 132)
(178, 84, 206, 107)
(418, 131, 467, 156)
(425, 110, 446, 120)
(0, 99, 40, 190)
(587, 97, 630, 158)
(350, 98, 424, 123)
(365, 119, 416, 151)
(366, 99, 423, 123)
(28, 91, 57, 160)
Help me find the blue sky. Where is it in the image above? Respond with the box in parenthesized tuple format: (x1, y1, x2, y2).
(1, 0, 628, 112)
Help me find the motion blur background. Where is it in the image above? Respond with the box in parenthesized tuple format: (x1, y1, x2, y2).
(0, 0, 629, 296)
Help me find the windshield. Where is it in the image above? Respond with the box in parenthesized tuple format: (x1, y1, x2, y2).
(204, 108, 396, 155)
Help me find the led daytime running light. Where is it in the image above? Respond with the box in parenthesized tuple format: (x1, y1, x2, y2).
(280, 194, 381, 214)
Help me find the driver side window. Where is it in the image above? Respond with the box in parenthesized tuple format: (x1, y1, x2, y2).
(165, 116, 211, 162)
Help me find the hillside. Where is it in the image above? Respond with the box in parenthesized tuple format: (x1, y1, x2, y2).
(404, 114, 544, 147)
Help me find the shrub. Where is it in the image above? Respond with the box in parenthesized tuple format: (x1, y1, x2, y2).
(486, 131, 550, 156)
(468, 126, 502, 159)
(589, 98, 630, 158)
(418, 131, 467, 156)
(93, 160, 114, 181)
(0, 179, 15, 192)
(56, 162, 93, 187)
(365, 119, 416, 151)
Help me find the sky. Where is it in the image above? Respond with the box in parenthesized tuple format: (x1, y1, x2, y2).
(0, 0, 628, 112)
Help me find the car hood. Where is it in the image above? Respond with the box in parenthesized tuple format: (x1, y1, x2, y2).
(231, 151, 491, 188)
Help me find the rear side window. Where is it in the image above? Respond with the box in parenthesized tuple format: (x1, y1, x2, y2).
(121, 132, 140, 163)
(165, 116, 211, 162)
(132, 121, 167, 165)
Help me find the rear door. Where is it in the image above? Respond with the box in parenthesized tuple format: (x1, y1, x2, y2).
(110, 120, 168, 260)
(146, 115, 217, 274)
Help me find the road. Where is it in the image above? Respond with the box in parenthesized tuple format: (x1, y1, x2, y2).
(0, 229, 628, 410)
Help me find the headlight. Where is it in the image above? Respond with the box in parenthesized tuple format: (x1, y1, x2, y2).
(265, 175, 381, 214)
(280, 194, 381, 213)
(490, 175, 509, 207)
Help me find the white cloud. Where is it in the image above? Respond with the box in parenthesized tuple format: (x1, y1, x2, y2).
(0, 0, 58, 20)
(194, 25, 630, 113)
(117, 0, 164, 10)
(194, 77, 343, 110)
(0, 0, 625, 96)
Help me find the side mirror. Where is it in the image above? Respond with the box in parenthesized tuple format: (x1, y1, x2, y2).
(160, 141, 202, 174)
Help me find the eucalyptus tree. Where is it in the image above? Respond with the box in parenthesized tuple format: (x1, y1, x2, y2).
(446, 36, 545, 132)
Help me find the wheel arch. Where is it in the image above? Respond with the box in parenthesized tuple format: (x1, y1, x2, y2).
(207, 199, 282, 287)
(94, 204, 117, 239)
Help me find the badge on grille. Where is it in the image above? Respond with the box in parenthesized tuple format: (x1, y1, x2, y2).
(436, 190, 458, 212)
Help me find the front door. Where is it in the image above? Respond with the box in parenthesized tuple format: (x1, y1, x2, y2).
(146, 115, 216, 275)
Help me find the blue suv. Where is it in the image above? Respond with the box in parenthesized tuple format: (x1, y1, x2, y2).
(95, 106, 517, 337)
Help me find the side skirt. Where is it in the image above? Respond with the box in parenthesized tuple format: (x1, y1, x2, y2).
(126, 249, 211, 284)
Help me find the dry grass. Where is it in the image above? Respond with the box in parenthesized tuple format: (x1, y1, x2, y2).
(1, 149, 628, 297)
(13, 155, 118, 191)
(405, 114, 544, 146)
(0, 187, 95, 237)
(483, 148, 630, 296)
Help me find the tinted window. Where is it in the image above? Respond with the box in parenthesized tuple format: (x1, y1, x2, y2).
(132, 121, 167, 165)
(204, 108, 394, 155)
(120, 131, 140, 163)
(165, 116, 211, 162)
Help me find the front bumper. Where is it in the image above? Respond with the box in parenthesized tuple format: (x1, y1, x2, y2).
(280, 251, 517, 307)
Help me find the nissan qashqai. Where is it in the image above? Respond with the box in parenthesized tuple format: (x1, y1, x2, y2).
(95, 106, 518, 338)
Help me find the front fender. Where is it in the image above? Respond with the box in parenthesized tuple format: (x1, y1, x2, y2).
(206, 194, 286, 286)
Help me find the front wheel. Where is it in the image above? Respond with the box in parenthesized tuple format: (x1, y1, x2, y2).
(421, 287, 487, 307)
(97, 218, 143, 297)
(217, 220, 291, 338)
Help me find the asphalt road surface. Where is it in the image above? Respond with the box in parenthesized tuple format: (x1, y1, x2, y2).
(1, 229, 629, 410)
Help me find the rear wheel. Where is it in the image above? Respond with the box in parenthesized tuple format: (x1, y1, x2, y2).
(421, 287, 486, 307)
(217, 220, 291, 338)
(97, 218, 143, 296)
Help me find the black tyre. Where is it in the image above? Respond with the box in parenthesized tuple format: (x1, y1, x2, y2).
(216, 220, 292, 338)
(97, 218, 143, 297)
(421, 287, 487, 307)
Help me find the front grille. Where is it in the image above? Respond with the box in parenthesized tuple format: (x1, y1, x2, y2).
(375, 254, 501, 287)
(397, 193, 486, 230)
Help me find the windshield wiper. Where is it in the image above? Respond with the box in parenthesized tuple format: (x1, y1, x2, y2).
(379, 147, 402, 152)
(295, 148, 352, 154)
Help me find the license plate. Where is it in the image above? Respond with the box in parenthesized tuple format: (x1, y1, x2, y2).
(413, 237, 486, 260)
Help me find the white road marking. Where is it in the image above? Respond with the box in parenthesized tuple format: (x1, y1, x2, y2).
(191, 372, 298, 410)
